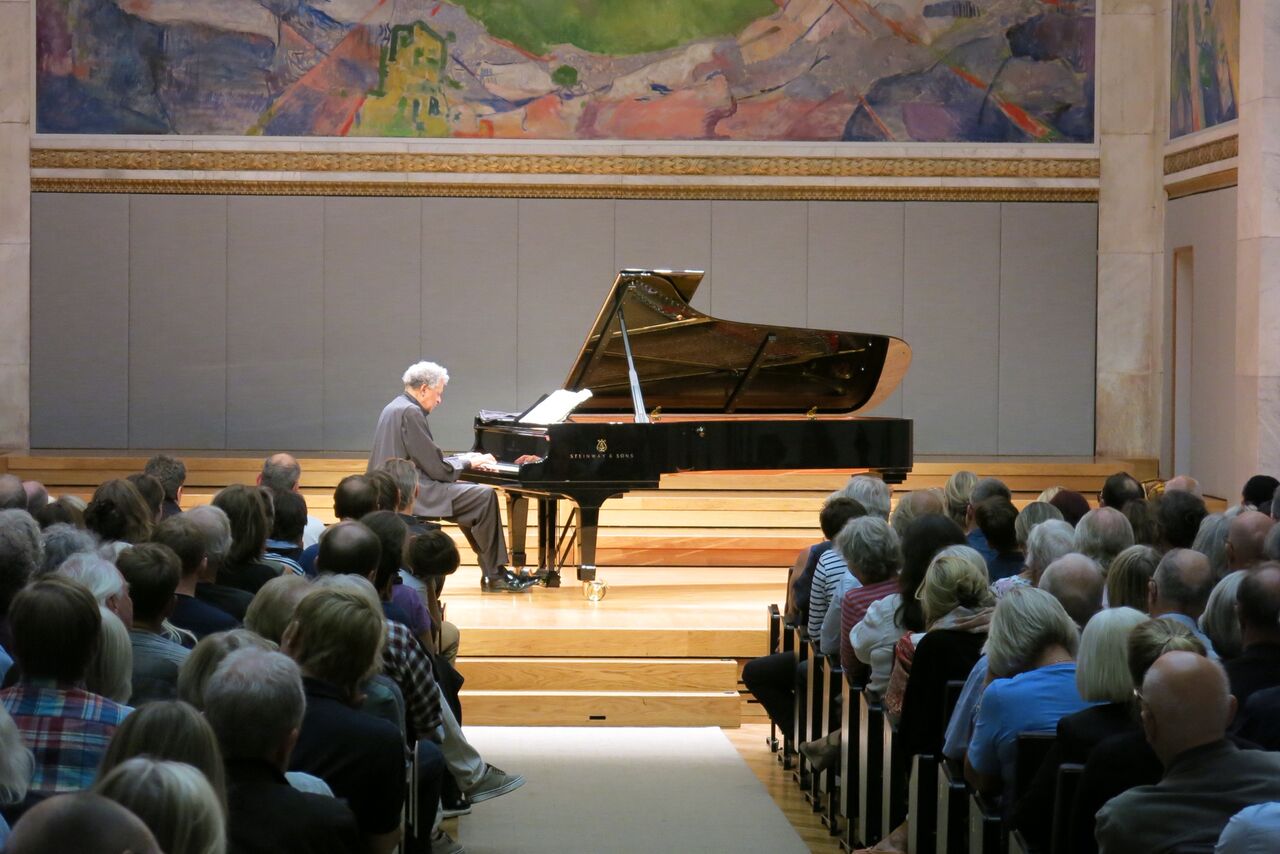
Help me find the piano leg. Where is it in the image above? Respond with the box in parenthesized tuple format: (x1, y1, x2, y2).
(538, 499, 562, 588)
(506, 494, 529, 571)
(576, 504, 601, 583)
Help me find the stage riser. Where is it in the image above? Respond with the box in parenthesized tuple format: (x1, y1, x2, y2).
(455, 657, 738, 692)
(458, 691, 742, 727)
(459, 627, 763, 659)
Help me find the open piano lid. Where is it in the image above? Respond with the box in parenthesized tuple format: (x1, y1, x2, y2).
(563, 269, 911, 415)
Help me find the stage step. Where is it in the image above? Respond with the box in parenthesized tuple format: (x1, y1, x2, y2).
(459, 626, 763, 658)
(455, 657, 739, 692)
(457, 689, 742, 727)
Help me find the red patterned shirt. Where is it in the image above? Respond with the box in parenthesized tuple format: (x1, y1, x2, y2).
(840, 578, 901, 676)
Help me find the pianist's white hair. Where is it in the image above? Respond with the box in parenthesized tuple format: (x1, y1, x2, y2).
(403, 361, 450, 391)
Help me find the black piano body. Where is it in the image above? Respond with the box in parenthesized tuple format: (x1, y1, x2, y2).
(463, 269, 913, 584)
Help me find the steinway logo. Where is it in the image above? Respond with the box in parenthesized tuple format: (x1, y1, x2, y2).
(596, 439, 608, 453)
(569, 438, 636, 461)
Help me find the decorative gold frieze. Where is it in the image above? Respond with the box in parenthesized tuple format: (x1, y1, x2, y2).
(1163, 135, 1238, 175)
(31, 177, 1098, 202)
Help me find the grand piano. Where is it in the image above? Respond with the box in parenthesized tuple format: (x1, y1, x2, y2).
(462, 269, 913, 585)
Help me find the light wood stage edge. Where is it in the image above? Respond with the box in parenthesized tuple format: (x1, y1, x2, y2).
(4, 452, 1166, 728)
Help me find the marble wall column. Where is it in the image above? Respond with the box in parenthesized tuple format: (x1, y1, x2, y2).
(0, 0, 30, 449)
(1095, 0, 1166, 459)
(1235, 1, 1280, 486)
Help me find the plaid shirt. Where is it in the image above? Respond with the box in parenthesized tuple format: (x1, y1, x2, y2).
(381, 621, 442, 740)
(1, 681, 132, 793)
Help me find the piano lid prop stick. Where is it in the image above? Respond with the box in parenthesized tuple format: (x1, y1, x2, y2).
(616, 302, 650, 424)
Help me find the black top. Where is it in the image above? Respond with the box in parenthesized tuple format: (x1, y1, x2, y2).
(195, 582, 253, 622)
(791, 542, 831, 626)
(160, 499, 182, 519)
(1224, 641, 1280, 708)
(290, 678, 406, 836)
(1067, 727, 1158, 854)
(224, 758, 361, 854)
(219, 560, 281, 596)
(1234, 684, 1280, 749)
(170, 594, 239, 639)
(898, 629, 987, 761)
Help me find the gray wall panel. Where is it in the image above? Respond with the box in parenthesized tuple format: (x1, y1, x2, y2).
(807, 202, 906, 418)
(515, 199, 616, 410)
(421, 198, 520, 451)
(226, 197, 325, 450)
(710, 202, 807, 327)
(322, 198, 422, 451)
(614, 200, 713, 314)
(30, 194, 130, 448)
(998, 204, 1098, 454)
(128, 195, 228, 449)
(903, 203, 1001, 454)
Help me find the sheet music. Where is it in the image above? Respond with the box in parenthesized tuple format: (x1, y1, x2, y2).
(518, 388, 593, 425)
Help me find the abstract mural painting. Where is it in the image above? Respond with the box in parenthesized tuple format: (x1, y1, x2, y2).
(36, 0, 1095, 143)
(1170, 0, 1239, 138)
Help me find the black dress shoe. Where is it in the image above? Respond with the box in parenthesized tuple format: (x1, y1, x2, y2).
(481, 570, 536, 593)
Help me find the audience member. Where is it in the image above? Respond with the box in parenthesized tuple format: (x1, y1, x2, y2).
(1226, 510, 1274, 571)
(0, 475, 25, 510)
(203, 647, 361, 853)
(993, 518, 1074, 598)
(786, 496, 865, 629)
(1095, 652, 1280, 853)
(0, 704, 34, 841)
(212, 485, 281, 595)
(94, 757, 225, 854)
(258, 453, 325, 547)
(1224, 565, 1280, 705)
(33, 495, 87, 530)
(1216, 802, 1280, 853)
(126, 474, 165, 525)
(1165, 474, 1203, 496)
(184, 505, 253, 621)
(244, 575, 313, 645)
(99, 700, 226, 806)
(1, 577, 131, 794)
(1121, 497, 1160, 546)
(819, 516, 901, 658)
(975, 496, 1023, 581)
(84, 479, 153, 553)
(964, 478, 1013, 563)
(143, 455, 187, 519)
(888, 489, 943, 538)
(379, 458, 441, 537)
(0, 509, 42, 652)
(1105, 544, 1159, 611)
(56, 551, 133, 622)
(367, 470, 401, 514)
(5, 792, 160, 854)
(1049, 489, 1091, 527)
(298, 474, 381, 576)
(402, 528, 461, 664)
(38, 522, 96, 574)
(88, 606, 133, 704)
(842, 474, 891, 520)
(1201, 570, 1248, 661)
(262, 488, 307, 577)
(1099, 471, 1145, 512)
(21, 482, 47, 515)
(1013, 501, 1064, 554)
(152, 515, 238, 638)
(1156, 490, 1208, 550)
(942, 470, 977, 530)
(1150, 548, 1217, 656)
(117, 544, 189, 704)
(1194, 510, 1243, 579)
(360, 510, 432, 644)
(1074, 507, 1134, 573)
(1242, 474, 1279, 513)
(1038, 553, 1105, 628)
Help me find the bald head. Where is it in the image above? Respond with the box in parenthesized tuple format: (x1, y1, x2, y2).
(1151, 548, 1215, 620)
(259, 453, 302, 492)
(1165, 475, 1202, 497)
(315, 520, 381, 578)
(1140, 650, 1234, 766)
(890, 489, 944, 537)
(1237, 564, 1280, 645)
(1037, 553, 1104, 628)
(7, 792, 161, 854)
(1227, 510, 1274, 570)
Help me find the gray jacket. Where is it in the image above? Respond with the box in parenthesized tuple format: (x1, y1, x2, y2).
(367, 393, 468, 517)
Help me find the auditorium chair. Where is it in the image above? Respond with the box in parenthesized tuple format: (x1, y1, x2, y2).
(839, 676, 865, 852)
(820, 661, 843, 834)
(933, 680, 972, 854)
(804, 647, 829, 809)
(1049, 764, 1083, 854)
(856, 691, 888, 847)
(766, 605, 784, 755)
(791, 626, 811, 786)
(970, 732, 1057, 854)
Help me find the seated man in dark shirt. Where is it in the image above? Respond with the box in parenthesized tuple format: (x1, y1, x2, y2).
(203, 645, 360, 854)
(1225, 564, 1280, 706)
(152, 515, 238, 639)
(184, 506, 254, 621)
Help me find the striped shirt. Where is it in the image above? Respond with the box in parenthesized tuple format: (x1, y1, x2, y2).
(1, 682, 131, 793)
(808, 548, 851, 641)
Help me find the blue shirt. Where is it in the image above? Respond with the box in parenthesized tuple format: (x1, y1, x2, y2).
(0, 644, 12, 684)
(944, 653, 988, 760)
(1216, 802, 1280, 854)
(968, 662, 1094, 807)
(1161, 612, 1219, 660)
(968, 528, 998, 565)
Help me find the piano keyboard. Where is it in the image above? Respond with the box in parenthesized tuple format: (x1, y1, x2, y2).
(488, 461, 521, 475)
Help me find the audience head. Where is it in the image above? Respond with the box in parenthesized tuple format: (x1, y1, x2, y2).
(0, 509, 43, 618)
(0, 474, 25, 510)
(33, 495, 87, 530)
(204, 647, 305, 771)
(1127, 617, 1206, 690)
(896, 514, 968, 633)
(333, 474, 378, 522)
(57, 551, 132, 625)
(1074, 507, 1135, 572)
(1100, 471, 1146, 511)
(1236, 563, 1280, 646)
(889, 489, 944, 538)
(1226, 510, 1274, 570)
(259, 453, 302, 493)
(1139, 651, 1233, 767)
(212, 484, 269, 565)
(183, 505, 233, 570)
(1014, 502, 1064, 550)
(1121, 498, 1160, 546)
(283, 579, 386, 704)
(39, 522, 97, 575)
(975, 496, 1019, 555)
(99, 701, 225, 808)
(85, 479, 153, 545)
(177, 629, 274, 710)
(943, 470, 978, 529)
(406, 528, 461, 578)
(268, 488, 308, 546)
(151, 515, 207, 581)
(5, 792, 160, 854)
(835, 515, 902, 585)
(23, 480, 48, 514)
(1049, 490, 1091, 527)
(88, 606, 133, 704)
(842, 475, 891, 520)
(920, 545, 993, 626)
(143, 454, 186, 505)
(315, 520, 382, 579)
(367, 470, 401, 514)
(243, 574, 312, 645)
(359, 510, 409, 596)
(1038, 553, 1105, 628)
(1242, 474, 1279, 510)
(1165, 474, 1202, 497)
(985, 586, 1080, 678)
(380, 458, 419, 513)
(126, 474, 164, 523)
(94, 757, 225, 854)
(1156, 490, 1208, 549)
(1150, 548, 1215, 620)
(1192, 512, 1234, 578)
(967, 478, 1011, 527)
(0, 703, 34, 808)
(1036, 486, 1064, 503)
(116, 544, 181, 629)
(10, 576, 102, 683)
(1025, 519, 1076, 585)
(1077, 607, 1148, 704)
(819, 495, 867, 539)
(1105, 545, 1160, 612)
(1199, 570, 1249, 660)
